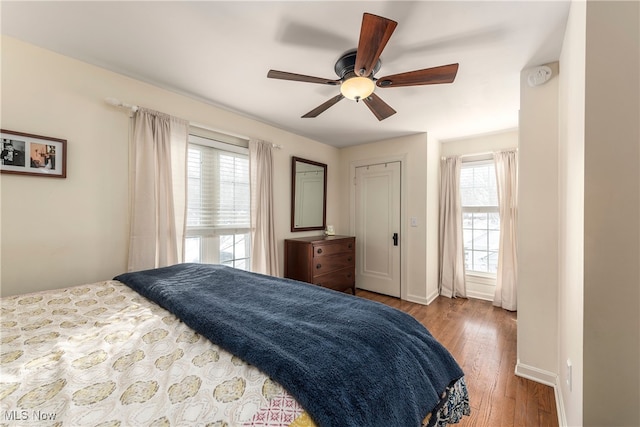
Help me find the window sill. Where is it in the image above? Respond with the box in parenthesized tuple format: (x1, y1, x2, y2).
(466, 271, 496, 281)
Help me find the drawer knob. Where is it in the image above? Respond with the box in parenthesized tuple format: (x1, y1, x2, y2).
(348, 256, 352, 262)
(316, 264, 322, 269)
(317, 248, 323, 254)
(348, 243, 352, 248)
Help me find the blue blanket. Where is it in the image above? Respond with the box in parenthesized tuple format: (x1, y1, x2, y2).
(115, 263, 464, 427)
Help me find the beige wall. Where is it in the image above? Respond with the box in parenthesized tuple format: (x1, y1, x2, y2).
(0, 36, 342, 296)
(440, 129, 518, 158)
(521, 2, 640, 426)
(583, 1, 639, 424)
(338, 134, 440, 304)
(517, 61, 560, 381)
(0, 35, 446, 304)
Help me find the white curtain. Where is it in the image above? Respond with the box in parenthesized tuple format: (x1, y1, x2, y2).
(439, 156, 467, 298)
(249, 139, 279, 275)
(493, 150, 518, 311)
(128, 108, 188, 272)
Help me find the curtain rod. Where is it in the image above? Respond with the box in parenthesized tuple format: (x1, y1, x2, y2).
(461, 148, 518, 157)
(105, 97, 139, 112)
(105, 97, 281, 149)
(442, 148, 518, 161)
(459, 151, 494, 159)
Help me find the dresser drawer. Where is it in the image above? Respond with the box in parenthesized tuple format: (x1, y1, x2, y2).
(312, 268, 355, 292)
(312, 253, 354, 275)
(313, 239, 355, 257)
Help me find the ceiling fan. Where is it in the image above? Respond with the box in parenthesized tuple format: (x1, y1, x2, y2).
(267, 13, 459, 121)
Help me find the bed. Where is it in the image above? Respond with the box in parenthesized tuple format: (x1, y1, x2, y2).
(1, 263, 470, 426)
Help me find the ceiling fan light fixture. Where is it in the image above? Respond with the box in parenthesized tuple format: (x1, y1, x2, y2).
(340, 76, 375, 101)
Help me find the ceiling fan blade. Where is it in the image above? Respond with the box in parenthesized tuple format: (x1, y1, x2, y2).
(363, 93, 396, 121)
(376, 63, 459, 88)
(302, 94, 345, 118)
(355, 13, 398, 77)
(267, 70, 341, 86)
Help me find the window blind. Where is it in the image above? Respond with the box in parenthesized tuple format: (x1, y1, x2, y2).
(187, 144, 250, 235)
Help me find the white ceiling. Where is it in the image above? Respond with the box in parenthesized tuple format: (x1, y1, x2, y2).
(1, 1, 570, 148)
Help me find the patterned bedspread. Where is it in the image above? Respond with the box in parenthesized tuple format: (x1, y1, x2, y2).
(0, 280, 469, 426)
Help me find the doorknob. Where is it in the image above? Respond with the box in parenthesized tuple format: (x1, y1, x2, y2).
(392, 233, 398, 246)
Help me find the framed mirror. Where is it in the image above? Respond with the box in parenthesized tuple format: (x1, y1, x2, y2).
(291, 156, 327, 232)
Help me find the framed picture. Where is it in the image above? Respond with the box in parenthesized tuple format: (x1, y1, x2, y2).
(0, 129, 67, 178)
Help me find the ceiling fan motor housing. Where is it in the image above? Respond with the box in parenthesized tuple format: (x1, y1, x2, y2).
(335, 49, 381, 79)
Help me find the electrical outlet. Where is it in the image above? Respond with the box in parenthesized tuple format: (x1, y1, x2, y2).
(566, 359, 572, 391)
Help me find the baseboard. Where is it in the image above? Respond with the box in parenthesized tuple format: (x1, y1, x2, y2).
(515, 359, 556, 387)
(426, 288, 439, 305)
(465, 289, 494, 301)
(405, 294, 430, 305)
(515, 360, 567, 427)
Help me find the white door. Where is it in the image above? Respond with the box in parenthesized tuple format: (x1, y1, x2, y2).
(354, 162, 401, 297)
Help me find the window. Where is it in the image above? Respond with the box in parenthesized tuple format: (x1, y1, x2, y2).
(460, 161, 499, 274)
(185, 135, 250, 270)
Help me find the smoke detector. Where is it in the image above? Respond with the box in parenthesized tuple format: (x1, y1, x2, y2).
(527, 66, 553, 87)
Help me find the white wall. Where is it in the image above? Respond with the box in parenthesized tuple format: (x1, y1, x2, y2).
(517, 61, 560, 383)
(582, 2, 639, 424)
(440, 130, 519, 300)
(0, 36, 342, 296)
(338, 134, 440, 304)
(557, 1, 586, 424)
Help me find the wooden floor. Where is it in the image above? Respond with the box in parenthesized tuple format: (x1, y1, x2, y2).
(356, 290, 558, 427)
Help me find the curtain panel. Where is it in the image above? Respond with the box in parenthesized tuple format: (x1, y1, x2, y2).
(493, 150, 518, 311)
(128, 108, 188, 272)
(249, 139, 279, 276)
(439, 156, 467, 298)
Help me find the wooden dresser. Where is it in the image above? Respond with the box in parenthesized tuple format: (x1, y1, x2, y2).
(284, 235, 356, 294)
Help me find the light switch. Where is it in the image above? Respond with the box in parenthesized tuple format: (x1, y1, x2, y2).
(410, 217, 418, 227)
